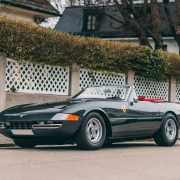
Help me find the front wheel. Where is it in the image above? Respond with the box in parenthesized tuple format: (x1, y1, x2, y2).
(154, 113, 178, 146)
(75, 112, 106, 150)
(13, 140, 36, 148)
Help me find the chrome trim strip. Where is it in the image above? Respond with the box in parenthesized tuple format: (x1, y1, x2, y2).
(32, 124, 62, 129)
(125, 85, 132, 101)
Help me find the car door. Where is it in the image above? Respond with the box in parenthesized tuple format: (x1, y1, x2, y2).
(129, 101, 160, 129)
(104, 100, 130, 137)
(128, 88, 160, 135)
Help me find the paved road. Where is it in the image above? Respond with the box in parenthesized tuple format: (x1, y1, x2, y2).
(0, 141, 180, 180)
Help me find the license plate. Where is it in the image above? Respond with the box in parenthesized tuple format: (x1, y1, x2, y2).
(10, 130, 34, 135)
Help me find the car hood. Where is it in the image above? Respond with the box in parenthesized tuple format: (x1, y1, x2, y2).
(0, 98, 100, 121)
(4, 99, 87, 114)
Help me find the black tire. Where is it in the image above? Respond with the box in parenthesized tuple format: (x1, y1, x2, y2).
(102, 140, 113, 148)
(154, 113, 178, 146)
(13, 140, 36, 148)
(75, 112, 106, 150)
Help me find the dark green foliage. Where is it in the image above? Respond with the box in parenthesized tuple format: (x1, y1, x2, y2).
(162, 52, 180, 81)
(0, 16, 179, 81)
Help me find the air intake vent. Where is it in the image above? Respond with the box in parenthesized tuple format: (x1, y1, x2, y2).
(9, 122, 32, 129)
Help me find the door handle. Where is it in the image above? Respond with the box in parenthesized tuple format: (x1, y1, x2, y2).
(130, 102, 134, 106)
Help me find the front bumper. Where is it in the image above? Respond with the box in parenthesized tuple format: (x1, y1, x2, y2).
(0, 120, 82, 143)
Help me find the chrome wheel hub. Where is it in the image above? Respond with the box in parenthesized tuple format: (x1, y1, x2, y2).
(165, 119, 176, 141)
(86, 118, 102, 143)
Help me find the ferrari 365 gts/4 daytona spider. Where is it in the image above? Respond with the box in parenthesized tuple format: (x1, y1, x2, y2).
(0, 85, 179, 150)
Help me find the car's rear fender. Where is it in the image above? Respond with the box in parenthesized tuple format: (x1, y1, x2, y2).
(163, 111, 180, 128)
(163, 111, 178, 122)
(153, 111, 178, 132)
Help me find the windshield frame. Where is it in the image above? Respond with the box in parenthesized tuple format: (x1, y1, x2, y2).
(72, 85, 132, 101)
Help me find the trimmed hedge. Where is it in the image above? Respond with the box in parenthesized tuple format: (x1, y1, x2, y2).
(0, 16, 180, 81)
(162, 52, 180, 81)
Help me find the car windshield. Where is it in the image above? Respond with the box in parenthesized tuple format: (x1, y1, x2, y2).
(72, 85, 131, 100)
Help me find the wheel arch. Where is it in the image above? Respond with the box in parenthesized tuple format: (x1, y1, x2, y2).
(154, 110, 179, 146)
(163, 111, 178, 123)
(83, 109, 112, 138)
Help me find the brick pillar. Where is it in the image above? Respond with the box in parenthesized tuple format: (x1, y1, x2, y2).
(126, 70, 135, 86)
(169, 78, 176, 102)
(70, 63, 80, 97)
(0, 53, 7, 112)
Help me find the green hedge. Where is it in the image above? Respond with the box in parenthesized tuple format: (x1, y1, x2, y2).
(0, 16, 179, 81)
(162, 52, 180, 81)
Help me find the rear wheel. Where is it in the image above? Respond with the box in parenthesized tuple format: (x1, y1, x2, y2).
(13, 140, 36, 148)
(75, 112, 106, 150)
(154, 113, 178, 146)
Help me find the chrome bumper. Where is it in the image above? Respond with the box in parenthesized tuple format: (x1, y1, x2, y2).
(32, 124, 62, 129)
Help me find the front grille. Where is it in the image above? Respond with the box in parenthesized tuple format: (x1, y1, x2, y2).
(9, 122, 33, 129)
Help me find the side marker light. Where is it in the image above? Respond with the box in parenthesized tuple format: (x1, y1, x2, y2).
(66, 114, 80, 121)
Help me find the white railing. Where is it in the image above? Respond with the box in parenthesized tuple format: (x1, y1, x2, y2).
(79, 69, 126, 90)
(5, 59, 172, 101)
(175, 83, 180, 102)
(6, 59, 69, 95)
(134, 76, 169, 100)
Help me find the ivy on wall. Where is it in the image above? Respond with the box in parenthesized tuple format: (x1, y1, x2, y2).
(0, 16, 179, 81)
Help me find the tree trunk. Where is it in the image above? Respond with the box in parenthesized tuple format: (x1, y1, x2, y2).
(163, 0, 180, 53)
(131, 21, 152, 48)
(113, 0, 152, 48)
(175, 0, 180, 53)
(151, 0, 163, 50)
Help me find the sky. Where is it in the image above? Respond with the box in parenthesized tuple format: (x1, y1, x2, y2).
(40, 0, 66, 29)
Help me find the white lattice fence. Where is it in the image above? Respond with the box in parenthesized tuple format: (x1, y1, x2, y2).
(134, 76, 169, 100)
(6, 59, 69, 95)
(175, 83, 180, 102)
(79, 69, 125, 90)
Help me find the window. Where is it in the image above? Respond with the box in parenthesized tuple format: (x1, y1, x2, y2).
(83, 9, 103, 31)
(87, 15, 96, 30)
(163, 44, 167, 51)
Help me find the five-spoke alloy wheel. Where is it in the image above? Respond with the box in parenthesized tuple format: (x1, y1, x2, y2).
(165, 119, 176, 141)
(75, 112, 106, 150)
(86, 117, 103, 144)
(154, 113, 178, 146)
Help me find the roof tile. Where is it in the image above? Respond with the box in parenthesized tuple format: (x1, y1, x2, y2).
(0, 0, 59, 15)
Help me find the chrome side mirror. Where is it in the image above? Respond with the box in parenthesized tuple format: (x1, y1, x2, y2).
(133, 97, 139, 103)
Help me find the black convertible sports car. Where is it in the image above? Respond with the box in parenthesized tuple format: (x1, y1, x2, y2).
(0, 85, 179, 150)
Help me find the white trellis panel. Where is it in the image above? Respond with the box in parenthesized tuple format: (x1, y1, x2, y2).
(134, 76, 169, 101)
(175, 83, 180, 102)
(79, 69, 125, 90)
(6, 59, 69, 95)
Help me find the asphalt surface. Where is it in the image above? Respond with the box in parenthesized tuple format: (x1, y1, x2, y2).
(0, 140, 180, 180)
(0, 134, 14, 146)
